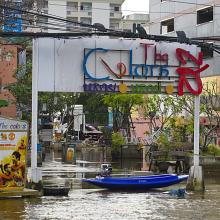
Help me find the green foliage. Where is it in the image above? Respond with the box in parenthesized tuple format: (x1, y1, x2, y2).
(143, 95, 182, 130)
(157, 134, 170, 151)
(99, 126, 113, 146)
(111, 132, 125, 153)
(207, 144, 220, 156)
(103, 94, 144, 133)
(77, 93, 108, 126)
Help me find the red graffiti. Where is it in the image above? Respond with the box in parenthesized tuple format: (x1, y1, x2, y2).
(176, 48, 209, 96)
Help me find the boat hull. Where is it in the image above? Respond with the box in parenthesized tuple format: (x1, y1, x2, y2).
(82, 174, 188, 190)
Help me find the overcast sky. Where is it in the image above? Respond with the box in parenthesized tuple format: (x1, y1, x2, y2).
(122, 0, 149, 16)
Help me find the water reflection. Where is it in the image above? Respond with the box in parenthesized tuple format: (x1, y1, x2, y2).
(0, 182, 220, 220)
(1, 148, 220, 220)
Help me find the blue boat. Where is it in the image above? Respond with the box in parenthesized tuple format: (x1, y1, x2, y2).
(82, 174, 188, 190)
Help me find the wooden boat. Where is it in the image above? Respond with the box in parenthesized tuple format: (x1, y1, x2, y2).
(82, 174, 188, 190)
(43, 185, 70, 196)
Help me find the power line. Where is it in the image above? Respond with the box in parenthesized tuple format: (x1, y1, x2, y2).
(1, 13, 94, 33)
(0, 4, 126, 34)
(0, 4, 95, 30)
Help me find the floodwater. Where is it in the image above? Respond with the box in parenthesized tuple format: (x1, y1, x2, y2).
(0, 181, 220, 220)
(0, 150, 220, 220)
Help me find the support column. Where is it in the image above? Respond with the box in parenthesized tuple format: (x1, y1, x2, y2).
(186, 95, 204, 191)
(31, 38, 42, 183)
(141, 145, 149, 171)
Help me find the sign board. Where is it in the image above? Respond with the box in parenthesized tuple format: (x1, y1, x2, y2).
(0, 116, 28, 190)
(39, 129, 53, 142)
(36, 37, 209, 96)
(2, 1, 23, 32)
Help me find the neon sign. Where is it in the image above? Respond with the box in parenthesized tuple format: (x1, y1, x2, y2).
(83, 43, 209, 96)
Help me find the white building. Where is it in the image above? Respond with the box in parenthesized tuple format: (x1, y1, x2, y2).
(121, 13, 149, 33)
(38, 0, 125, 31)
(149, 0, 220, 77)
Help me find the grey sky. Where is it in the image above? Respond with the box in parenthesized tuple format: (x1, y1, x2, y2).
(122, 0, 149, 16)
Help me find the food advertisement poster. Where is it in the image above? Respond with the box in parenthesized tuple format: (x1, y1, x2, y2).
(0, 117, 28, 191)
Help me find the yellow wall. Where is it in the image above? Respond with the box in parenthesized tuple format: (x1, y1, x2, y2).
(202, 76, 220, 94)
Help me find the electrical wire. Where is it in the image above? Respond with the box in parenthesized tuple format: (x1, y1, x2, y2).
(1, 1, 220, 52)
(0, 4, 95, 29)
(1, 13, 94, 33)
(0, 4, 134, 34)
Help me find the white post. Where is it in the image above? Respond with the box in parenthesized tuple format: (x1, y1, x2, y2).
(186, 95, 204, 191)
(194, 95, 200, 166)
(31, 38, 42, 183)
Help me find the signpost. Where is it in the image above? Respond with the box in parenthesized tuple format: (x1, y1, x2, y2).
(32, 37, 209, 190)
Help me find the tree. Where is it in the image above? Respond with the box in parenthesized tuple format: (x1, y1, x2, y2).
(77, 93, 108, 126)
(6, 59, 32, 121)
(142, 95, 182, 131)
(200, 81, 220, 151)
(171, 81, 220, 151)
(103, 94, 144, 136)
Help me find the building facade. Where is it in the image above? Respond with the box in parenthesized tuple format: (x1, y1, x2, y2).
(0, 45, 19, 118)
(149, 0, 220, 78)
(121, 13, 149, 33)
(38, 0, 125, 31)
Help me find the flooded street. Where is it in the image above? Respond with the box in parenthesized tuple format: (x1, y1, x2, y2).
(0, 150, 220, 220)
(0, 182, 220, 220)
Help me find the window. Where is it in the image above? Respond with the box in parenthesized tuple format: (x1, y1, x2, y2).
(114, 6, 119, 12)
(201, 46, 213, 59)
(43, 0, 48, 9)
(66, 17, 78, 30)
(80, 3, 92, 11)
(110, 4, 120, 12)
(67, 2, 78, 12)
(110, 22, 119, 30)
(197, 6, 213, 24)
(80, 17, 92, 25)
(161, 18, 174, 34)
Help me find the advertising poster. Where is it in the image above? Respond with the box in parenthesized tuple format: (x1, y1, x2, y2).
(0, 117, 28, 191)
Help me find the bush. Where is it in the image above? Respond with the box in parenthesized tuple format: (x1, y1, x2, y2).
(208, 144, 220, 156)
(111, 132, 125, 153)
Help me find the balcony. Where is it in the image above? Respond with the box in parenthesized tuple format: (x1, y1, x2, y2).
(67, 11, 92, 17)
(110, 11, 122, 19)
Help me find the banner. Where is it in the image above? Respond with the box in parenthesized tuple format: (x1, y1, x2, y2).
(0, 117, 28, 191)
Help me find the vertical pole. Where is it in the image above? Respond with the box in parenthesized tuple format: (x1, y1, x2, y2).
(31, 38, 42, 183)
(186, 95, 204, 191)
(32, 38, 38, 171)
(194, 95, 200, 166)
(142, 145, 147, 170)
